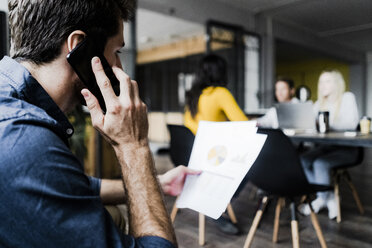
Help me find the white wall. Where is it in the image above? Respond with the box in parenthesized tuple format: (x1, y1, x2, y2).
(366, 53, 372, 118)
(0, 1, 7, 13)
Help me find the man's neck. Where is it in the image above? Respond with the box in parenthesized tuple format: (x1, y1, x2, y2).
(20, 59, 77, 113)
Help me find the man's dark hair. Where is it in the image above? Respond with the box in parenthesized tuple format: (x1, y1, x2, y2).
(276, 76, 295, 89)
(8, 0, 135, 64)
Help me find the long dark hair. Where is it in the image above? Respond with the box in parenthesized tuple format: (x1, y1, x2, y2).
(186, 54, 228, 118)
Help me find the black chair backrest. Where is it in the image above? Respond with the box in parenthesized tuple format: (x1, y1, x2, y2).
(0, 11, 8, 59)
(356, 147, 364, 165)
(167, 124, 195, 167)
(247, 128, 310, 197)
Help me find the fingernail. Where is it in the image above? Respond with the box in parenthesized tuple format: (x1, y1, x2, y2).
(93, 57, 100, 64)
(82, 91, 89, 99)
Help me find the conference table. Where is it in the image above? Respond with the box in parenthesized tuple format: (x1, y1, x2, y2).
(286, 131, 372, 148)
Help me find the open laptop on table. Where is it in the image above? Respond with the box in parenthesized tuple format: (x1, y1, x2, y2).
(275, 102, 316, 135)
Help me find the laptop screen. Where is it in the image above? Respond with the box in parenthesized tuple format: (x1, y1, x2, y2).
(275, 102, 316, 130)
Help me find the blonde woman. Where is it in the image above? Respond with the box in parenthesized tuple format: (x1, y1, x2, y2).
(299, 70, 359, 219)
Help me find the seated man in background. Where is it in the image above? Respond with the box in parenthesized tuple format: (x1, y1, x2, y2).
(257, 77, 299, 128)
(0, 0, 200, 247)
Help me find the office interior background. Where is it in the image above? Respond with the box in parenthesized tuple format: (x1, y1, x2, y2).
(2, 1, 372, 247)
(2, 0, 372, 179)
(2, 0, 372, 146)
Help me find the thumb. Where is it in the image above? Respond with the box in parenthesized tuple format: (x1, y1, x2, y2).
(183, 167, 202, 176)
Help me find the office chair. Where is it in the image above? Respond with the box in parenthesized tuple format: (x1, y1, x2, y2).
(332, 147, 364, 223)
(167, 124, 238, 245)
(243, 128, 331, 248)
(167, 124, 195, 167)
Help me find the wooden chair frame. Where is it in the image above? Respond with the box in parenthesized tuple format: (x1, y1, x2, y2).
(243, 196, 327, 248)
(171, 198, 238, 246)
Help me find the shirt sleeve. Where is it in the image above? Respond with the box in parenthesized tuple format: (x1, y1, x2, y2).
(88, 176, 101, 196)
(257, 107, 278, 128)
(332, 92, 359, 130)
(184, 109, 198, 135)
(216, 87, 248, 121)
(1, 123, 174, 248)
(133, 236, 176, 248)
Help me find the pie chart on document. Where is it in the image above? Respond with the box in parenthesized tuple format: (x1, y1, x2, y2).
(207, 145, 228, 166)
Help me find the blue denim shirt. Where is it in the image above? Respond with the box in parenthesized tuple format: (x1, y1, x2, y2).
(0, 56, 174, 248)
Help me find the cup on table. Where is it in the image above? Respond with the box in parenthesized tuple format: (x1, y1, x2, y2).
(360, 116, 371, 134)
(317, 111, 329, 133)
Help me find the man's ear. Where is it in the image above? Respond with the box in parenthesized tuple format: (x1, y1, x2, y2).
(67, 30, 86, 52)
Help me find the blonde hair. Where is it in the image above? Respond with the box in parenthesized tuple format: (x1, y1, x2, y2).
(317, 69, 345, 121)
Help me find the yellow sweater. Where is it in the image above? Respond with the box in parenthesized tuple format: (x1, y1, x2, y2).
(184, 86, 248, 134)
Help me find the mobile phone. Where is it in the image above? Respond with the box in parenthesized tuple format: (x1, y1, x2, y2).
(66, 36, 120, 112)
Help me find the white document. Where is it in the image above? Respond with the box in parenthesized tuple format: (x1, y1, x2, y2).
(176, 121, 267, 219)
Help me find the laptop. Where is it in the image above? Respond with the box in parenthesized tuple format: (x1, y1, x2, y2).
(275, 102, 316, 134)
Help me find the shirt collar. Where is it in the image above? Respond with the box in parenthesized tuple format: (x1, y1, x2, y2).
(0, 56, 74, 139)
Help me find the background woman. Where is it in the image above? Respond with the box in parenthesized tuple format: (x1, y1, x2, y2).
(299, 69, 359, 219)
(184, 54, 248, 135)
(184, 54, 247, 234)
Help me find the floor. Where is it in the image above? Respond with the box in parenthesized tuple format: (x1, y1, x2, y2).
(153, 144, 372, 248)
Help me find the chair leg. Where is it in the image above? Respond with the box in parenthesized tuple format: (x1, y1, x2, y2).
(199, 213, 205, 246)
(273, 197, 284, 243)
(243, 196, 268, 248)
(334, 174, 342, 223)
(227, 203, 238, 224)
(343, 171, 365, 214)
(308, 202, 327, 248)
(170, 201, 178, 223)
(290, 201, 300, 248)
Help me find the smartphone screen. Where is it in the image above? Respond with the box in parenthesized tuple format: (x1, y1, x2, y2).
(66, 37, 120, 112)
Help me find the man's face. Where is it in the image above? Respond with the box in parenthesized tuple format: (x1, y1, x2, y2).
(71, 21, 125, 112)
(104, 21, 125, 69)
(275, 81, 293, 103)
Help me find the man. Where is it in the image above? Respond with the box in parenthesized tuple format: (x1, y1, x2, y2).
(0, 0, 198, 247)
(257, 77, 299, 128)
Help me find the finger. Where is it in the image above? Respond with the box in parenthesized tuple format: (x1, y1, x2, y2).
(81, 89, 104, 128)
(112, 66, 133, 103)
(131, 80, 141, 105)
(91, 57, 117, 105)
(179, 166, 202, 175)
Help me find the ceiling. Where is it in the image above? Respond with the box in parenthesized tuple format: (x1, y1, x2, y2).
(138, 0, 372, 53)
(211, 0, 372, 52)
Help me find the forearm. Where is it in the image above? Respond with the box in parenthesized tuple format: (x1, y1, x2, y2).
(100, 179, 126, 205)
(115, 145, 177, 245)
(85, 58, 176, 246)
(100, 175, 171, 204)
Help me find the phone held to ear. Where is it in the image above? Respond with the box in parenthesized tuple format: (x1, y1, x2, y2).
(66, 36, 120, 112)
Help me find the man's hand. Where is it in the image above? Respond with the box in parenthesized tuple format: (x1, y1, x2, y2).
(81, 56, 148, 150)
(83, 57, 177, 245)
(158, 166, 201, 196)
